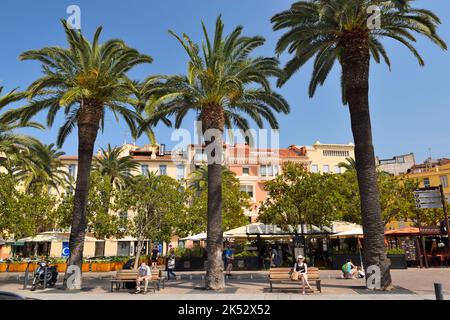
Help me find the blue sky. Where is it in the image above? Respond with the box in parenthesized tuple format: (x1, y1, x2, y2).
(0, 0, 449, 162)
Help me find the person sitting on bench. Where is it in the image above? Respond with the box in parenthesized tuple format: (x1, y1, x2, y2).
(136, 262, 152, 294)
(293, 255, 313, 295)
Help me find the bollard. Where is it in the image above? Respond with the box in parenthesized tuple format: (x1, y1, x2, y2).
(434, 283, 444, 300)
(43, 267, 48, 289)
(23, 264, 29, 289)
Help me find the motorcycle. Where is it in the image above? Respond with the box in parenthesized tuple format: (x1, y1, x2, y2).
(31, 261, 58, 291)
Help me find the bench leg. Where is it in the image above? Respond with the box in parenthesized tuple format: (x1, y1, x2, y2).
(270, 281, 273, 292)
(316, 280, 321, 293)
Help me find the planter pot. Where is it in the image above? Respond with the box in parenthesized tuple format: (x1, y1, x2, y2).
(9, 263, 28, 272)
(388, 254, 407, 269)
(232, 257, 261, 270)
(55, 263, 67, 273)
(175, 257, 206, 271)
(0, 264, 7, 272)
(111, 262, 124, 271)
(91, 262, 111, 272)
(329, 254, 361, 270)
(82, 263, 91, 272)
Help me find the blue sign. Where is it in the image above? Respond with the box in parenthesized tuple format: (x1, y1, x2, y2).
(62, 242, 70, 257)
(158, 243, 163, 253)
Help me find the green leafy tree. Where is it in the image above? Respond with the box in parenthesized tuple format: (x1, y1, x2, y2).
(115, 173, 186, 269)
(0, 174, 59, 241)
(182, 166, 250, 236)
(259, 163, 342, 231)
(56, 172, 129, 240)
(4, 21, 153, 287)
(149, 15, 289, 290)
(271, 0, 447, 289)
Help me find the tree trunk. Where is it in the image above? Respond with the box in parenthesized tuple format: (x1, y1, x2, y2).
(341, 36, 392, 290)
(134, 239, 144, 270)
(63, 102, 102, 290)
(202, 105, 225, 290)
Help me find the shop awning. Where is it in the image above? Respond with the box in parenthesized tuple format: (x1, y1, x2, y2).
(180, 233, 207, 241)
(330, 227, 364, 238)
(18, 232, 98, 243)
(224, 223, 332, 239)
(384, 226, 442, 236)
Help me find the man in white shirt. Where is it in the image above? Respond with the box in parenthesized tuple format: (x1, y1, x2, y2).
(136, 262, 152, 293)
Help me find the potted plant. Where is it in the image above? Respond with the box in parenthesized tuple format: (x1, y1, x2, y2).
(90, 259, 111, 272)
(49, 258, 68, 272)
(387, 248, 407, 269)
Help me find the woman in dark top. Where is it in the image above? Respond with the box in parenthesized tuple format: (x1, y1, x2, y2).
(292, 255, 313, 294)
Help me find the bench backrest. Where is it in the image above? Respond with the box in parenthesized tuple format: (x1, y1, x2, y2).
(115, 269, 160, 280)
(269, 267, 320, 280)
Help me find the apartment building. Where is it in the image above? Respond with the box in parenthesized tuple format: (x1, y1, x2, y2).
(299, 141, 355, 174)
(376, 153, 416, 175)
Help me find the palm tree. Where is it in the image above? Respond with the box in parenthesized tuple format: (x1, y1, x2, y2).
(272, 0, 446, 289)
(188, 165, 236, 192)
(4, 20, 152, 288)
(338, 157, 357, 171)
(0, 87, 43, 154)
(92, 144, 139, 189)
(14, 142, 71, 192)
(149, 16, 289, 290)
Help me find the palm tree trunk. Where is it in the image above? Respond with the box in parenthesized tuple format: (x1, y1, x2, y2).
(202, 106, 225, 290)
(63, 103, 102, 289)
(341, 39, 392, 290)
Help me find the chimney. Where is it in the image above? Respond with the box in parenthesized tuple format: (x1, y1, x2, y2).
(158, 144, 166, 156)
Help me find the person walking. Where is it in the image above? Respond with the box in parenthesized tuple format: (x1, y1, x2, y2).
(151, 245, 160, 268)
(167, 249, 177, 280)
(224, 244, 234, 278)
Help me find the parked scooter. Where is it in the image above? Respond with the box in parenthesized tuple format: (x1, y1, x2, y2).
(31, 261, 58, 291)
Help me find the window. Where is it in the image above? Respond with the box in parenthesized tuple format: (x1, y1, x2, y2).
(323, 150, 350, 157)
(334, 165, 341, 174)
(396, 156, 405, 163)
(176, 165, 185, 180)
(423, 178, 430, 188)
(323, 165, 330, 173)
(243, 167, 250, 176)
(240, 185, 254, 198)
(311, 165, 319, 173)
(159, 165, 167, 175)
(141, 165, 149, 175)
(260, 165, 279, 177)
(68, 164, 76, 177)
(440, 175, 449, 188)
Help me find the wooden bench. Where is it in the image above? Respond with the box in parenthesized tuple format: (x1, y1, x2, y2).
(110, 269, 165, 292)
(268, 267, 321, 293)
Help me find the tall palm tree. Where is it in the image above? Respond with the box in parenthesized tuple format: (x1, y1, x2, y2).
(272, 0, 446, 289)
(92, 144, 139, 189)
(149, 16, 289, 290)
(4, 20, 152, 288)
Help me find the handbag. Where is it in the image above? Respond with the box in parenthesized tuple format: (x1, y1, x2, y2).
(291, 271, 299, 281)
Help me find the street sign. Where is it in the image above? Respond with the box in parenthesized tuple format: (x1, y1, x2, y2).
(415, 197, 442, 204)
(416, 203, 442, 209)
(62, 242, 70, 257)
(414, 188, 442, 209)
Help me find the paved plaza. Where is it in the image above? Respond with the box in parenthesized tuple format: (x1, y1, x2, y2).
(1, 268, 449, 300)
